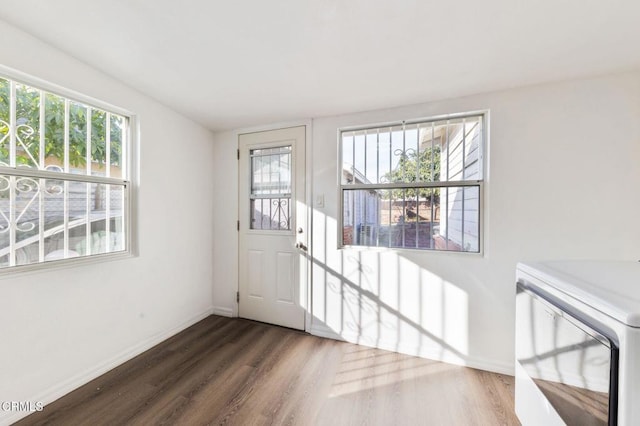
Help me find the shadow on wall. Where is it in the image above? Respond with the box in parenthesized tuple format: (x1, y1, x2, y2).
(310, 208, 472, 366)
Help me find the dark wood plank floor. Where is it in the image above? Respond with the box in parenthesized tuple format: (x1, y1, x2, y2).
(17, 315, 520, 425)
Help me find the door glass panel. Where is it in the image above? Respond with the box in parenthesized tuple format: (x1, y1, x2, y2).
(250, 146, 292, 230)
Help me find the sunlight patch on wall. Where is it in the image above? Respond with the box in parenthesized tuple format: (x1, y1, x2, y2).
(311, 208, 470, 362)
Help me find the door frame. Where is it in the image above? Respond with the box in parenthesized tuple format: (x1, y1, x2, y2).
(236, 120, 313, 332)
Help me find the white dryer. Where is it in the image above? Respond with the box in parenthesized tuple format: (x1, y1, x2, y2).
(515, 261, 640, 425)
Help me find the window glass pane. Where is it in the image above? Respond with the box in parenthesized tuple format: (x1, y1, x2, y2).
(86, 182, 106, 254)
(0, 177, 7, 230)
(5, 91, 119, 175)
(432, 121, 449, 181)
(343, 122, 460, 186)
(110, 185, 126, 251)
(105, 184, 125, 253)
(343, 185, 479, 252)
(417, 123, 441, 183)
(15, 83, 41, 169)
(250, 146, 292, 231)
(339, 114, 483, 251)
(67, 180, 89, 257)
(378, 130, 391, 183)
(389, 125, 404, 183)
(436, 185, 480, 252)
(434, 117, 484, 182)
(364, 131, 378, 184)
(42, 177, 64, 249)
(109, 114, 125, 178)
(90, 109, 107, 176)
(353, 132, 366, 182)
(43, 92, 65, 172)
(445, 119, 466, 181)
(0, 174, 126, 268)
(14, 177, 40, 265)
(389, 125, 422, 185)
(0, 176, 11, 265)
(344, 188, 439, 249)
(69, 101, 87, 171)
(463, 117, 482, 180)
(0, 81, 129, 178)
(0, 78, 9, 166)
(341, 133, 354, 184)
(403, 125, 420, 181)
(250, 197, 291, 231)
(0, 74, 130, 268)
(250, 146, 291, 196)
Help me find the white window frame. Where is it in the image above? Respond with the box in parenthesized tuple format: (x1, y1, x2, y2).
(337, 110, 486, 253)
(0, 65, 135, 275)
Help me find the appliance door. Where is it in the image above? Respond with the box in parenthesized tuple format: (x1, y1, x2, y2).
(515, 282, 618, 426)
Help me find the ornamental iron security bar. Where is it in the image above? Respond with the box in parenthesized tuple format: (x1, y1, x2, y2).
(249, 146, 292, 231)
(0, 76, 129, 268)
(339, 114, 484, 252)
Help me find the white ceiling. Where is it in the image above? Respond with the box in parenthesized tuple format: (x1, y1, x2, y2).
(1, 0, 639, 131)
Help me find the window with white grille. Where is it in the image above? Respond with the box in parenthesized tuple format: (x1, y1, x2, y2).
(0, 74, 130, 268)
(339, 113, 484, 252)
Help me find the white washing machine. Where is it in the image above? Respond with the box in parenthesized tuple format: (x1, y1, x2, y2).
(515, 260, 640, 425)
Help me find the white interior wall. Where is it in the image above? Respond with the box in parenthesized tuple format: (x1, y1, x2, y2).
(313, 71, 640, 373)
(2, 15, 638, 423)
(212, 71, 640, 374)
(211, 129, 239, 317)
(0, 21, 215, 425)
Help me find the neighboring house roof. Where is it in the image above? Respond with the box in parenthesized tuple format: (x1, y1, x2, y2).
(342, 163, 372, 185)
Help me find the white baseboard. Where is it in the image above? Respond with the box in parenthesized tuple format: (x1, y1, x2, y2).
(309, 322, 345, 341)
(1, 308, 214, 426)
(212, 306, 234, 317)
(309, 322, 513, 376)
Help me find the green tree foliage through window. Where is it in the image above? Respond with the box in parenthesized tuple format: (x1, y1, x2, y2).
(0, 77, 123, 170)
(383, 144, 441, 203)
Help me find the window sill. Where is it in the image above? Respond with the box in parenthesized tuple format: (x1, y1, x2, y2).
(338, 244, 484, 257)
(0, 250, 135, 280)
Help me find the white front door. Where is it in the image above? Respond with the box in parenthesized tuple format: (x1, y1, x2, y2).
(238, 126, 307, 330)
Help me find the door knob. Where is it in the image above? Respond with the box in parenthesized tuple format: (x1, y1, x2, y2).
(295, 242, 308, 252)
